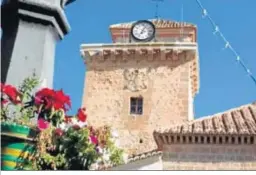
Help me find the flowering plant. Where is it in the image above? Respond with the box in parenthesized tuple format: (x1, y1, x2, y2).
(1, 77, 126, 170)
(29, 110, 126, 170)
(1, 77, 40, 125)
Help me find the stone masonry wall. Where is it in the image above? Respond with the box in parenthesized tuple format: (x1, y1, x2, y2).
(162, 144, 256, 170)
(82, 55, 193, 155)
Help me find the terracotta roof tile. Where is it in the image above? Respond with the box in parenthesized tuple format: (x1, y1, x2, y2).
(233, 110, 250, 134)
(96, 150, 162, 170)
(213, 115, 226, 134)
(203, 118, 214, 134)
(155, 102, 256, 135)
(193, 120, 204, 134)
(242, 107, 256, 134)
(222, 112, 238, 134)
(180, 122, 192, 134)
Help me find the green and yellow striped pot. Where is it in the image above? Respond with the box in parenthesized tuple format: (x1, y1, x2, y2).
(1, 122, 37, 170)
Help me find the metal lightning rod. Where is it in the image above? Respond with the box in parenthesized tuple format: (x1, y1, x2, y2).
(152, 0, 164, 19)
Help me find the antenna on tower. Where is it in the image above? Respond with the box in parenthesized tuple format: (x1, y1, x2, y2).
(180, 3, 184, 38)
(152, 0, 164, 19)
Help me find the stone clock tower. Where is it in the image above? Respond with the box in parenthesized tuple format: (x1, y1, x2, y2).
(80, 19, 200, 155)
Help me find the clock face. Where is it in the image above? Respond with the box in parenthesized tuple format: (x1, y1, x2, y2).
(131, 20, 155, 42)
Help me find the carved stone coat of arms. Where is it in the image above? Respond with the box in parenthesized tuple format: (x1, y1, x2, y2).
(123, 68, 150, 92)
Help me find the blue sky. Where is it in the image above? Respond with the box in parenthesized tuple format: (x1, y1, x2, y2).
(54, 0, 256, 118)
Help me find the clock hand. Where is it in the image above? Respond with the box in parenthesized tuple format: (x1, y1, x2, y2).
(140, 27, 146, 34)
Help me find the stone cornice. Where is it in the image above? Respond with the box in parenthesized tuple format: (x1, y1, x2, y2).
(153, 132, 256, 146)
(80, 42, 197, 50)
(80, 42, 198, 61)
(80, 42, 199, 97)
(1, 0, 74, 39)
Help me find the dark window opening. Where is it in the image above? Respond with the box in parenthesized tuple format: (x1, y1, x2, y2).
(130, 97, 143, 115)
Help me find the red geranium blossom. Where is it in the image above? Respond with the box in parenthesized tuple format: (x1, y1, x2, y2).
(54, 90, 71, 111)
(35, 88, 71, 111)
(77, 107, 87, 122)
(72, 124, 80, 130)
(37, 118, 49, 131)
(1, 98, 8, 105)
(55, 128, 64, 137)
(34, 88, 54, 108)
(90, 135, 98, 145)
(0, 83, 21, 105)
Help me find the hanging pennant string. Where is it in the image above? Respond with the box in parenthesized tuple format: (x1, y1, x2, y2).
(195, 0, 256, 86)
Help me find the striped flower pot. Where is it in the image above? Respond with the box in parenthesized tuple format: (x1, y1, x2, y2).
(1, 122, 37, 170)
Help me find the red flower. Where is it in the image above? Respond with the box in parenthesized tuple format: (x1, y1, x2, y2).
(37, 118, 49, 131)
(90, 135, 98, 145)
(1, 83, 21, 105)
(55, 128, 64, 137)
(34, 88, 55, 109)
(54, 90, 71, 111)
(77, 108, 87, 122)
(72, 124, 80, 130)
(1, 98, 8, 105)
(35, 88, 71, 111)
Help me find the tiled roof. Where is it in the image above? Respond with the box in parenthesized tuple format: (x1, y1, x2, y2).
(109, 19, 196, 29)
(155, 102, 256, 135)
(126, 149, 162, 162)
(96, 150, 162, 170)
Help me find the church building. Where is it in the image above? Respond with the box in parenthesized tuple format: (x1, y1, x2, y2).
(80, 19, 256, 170)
